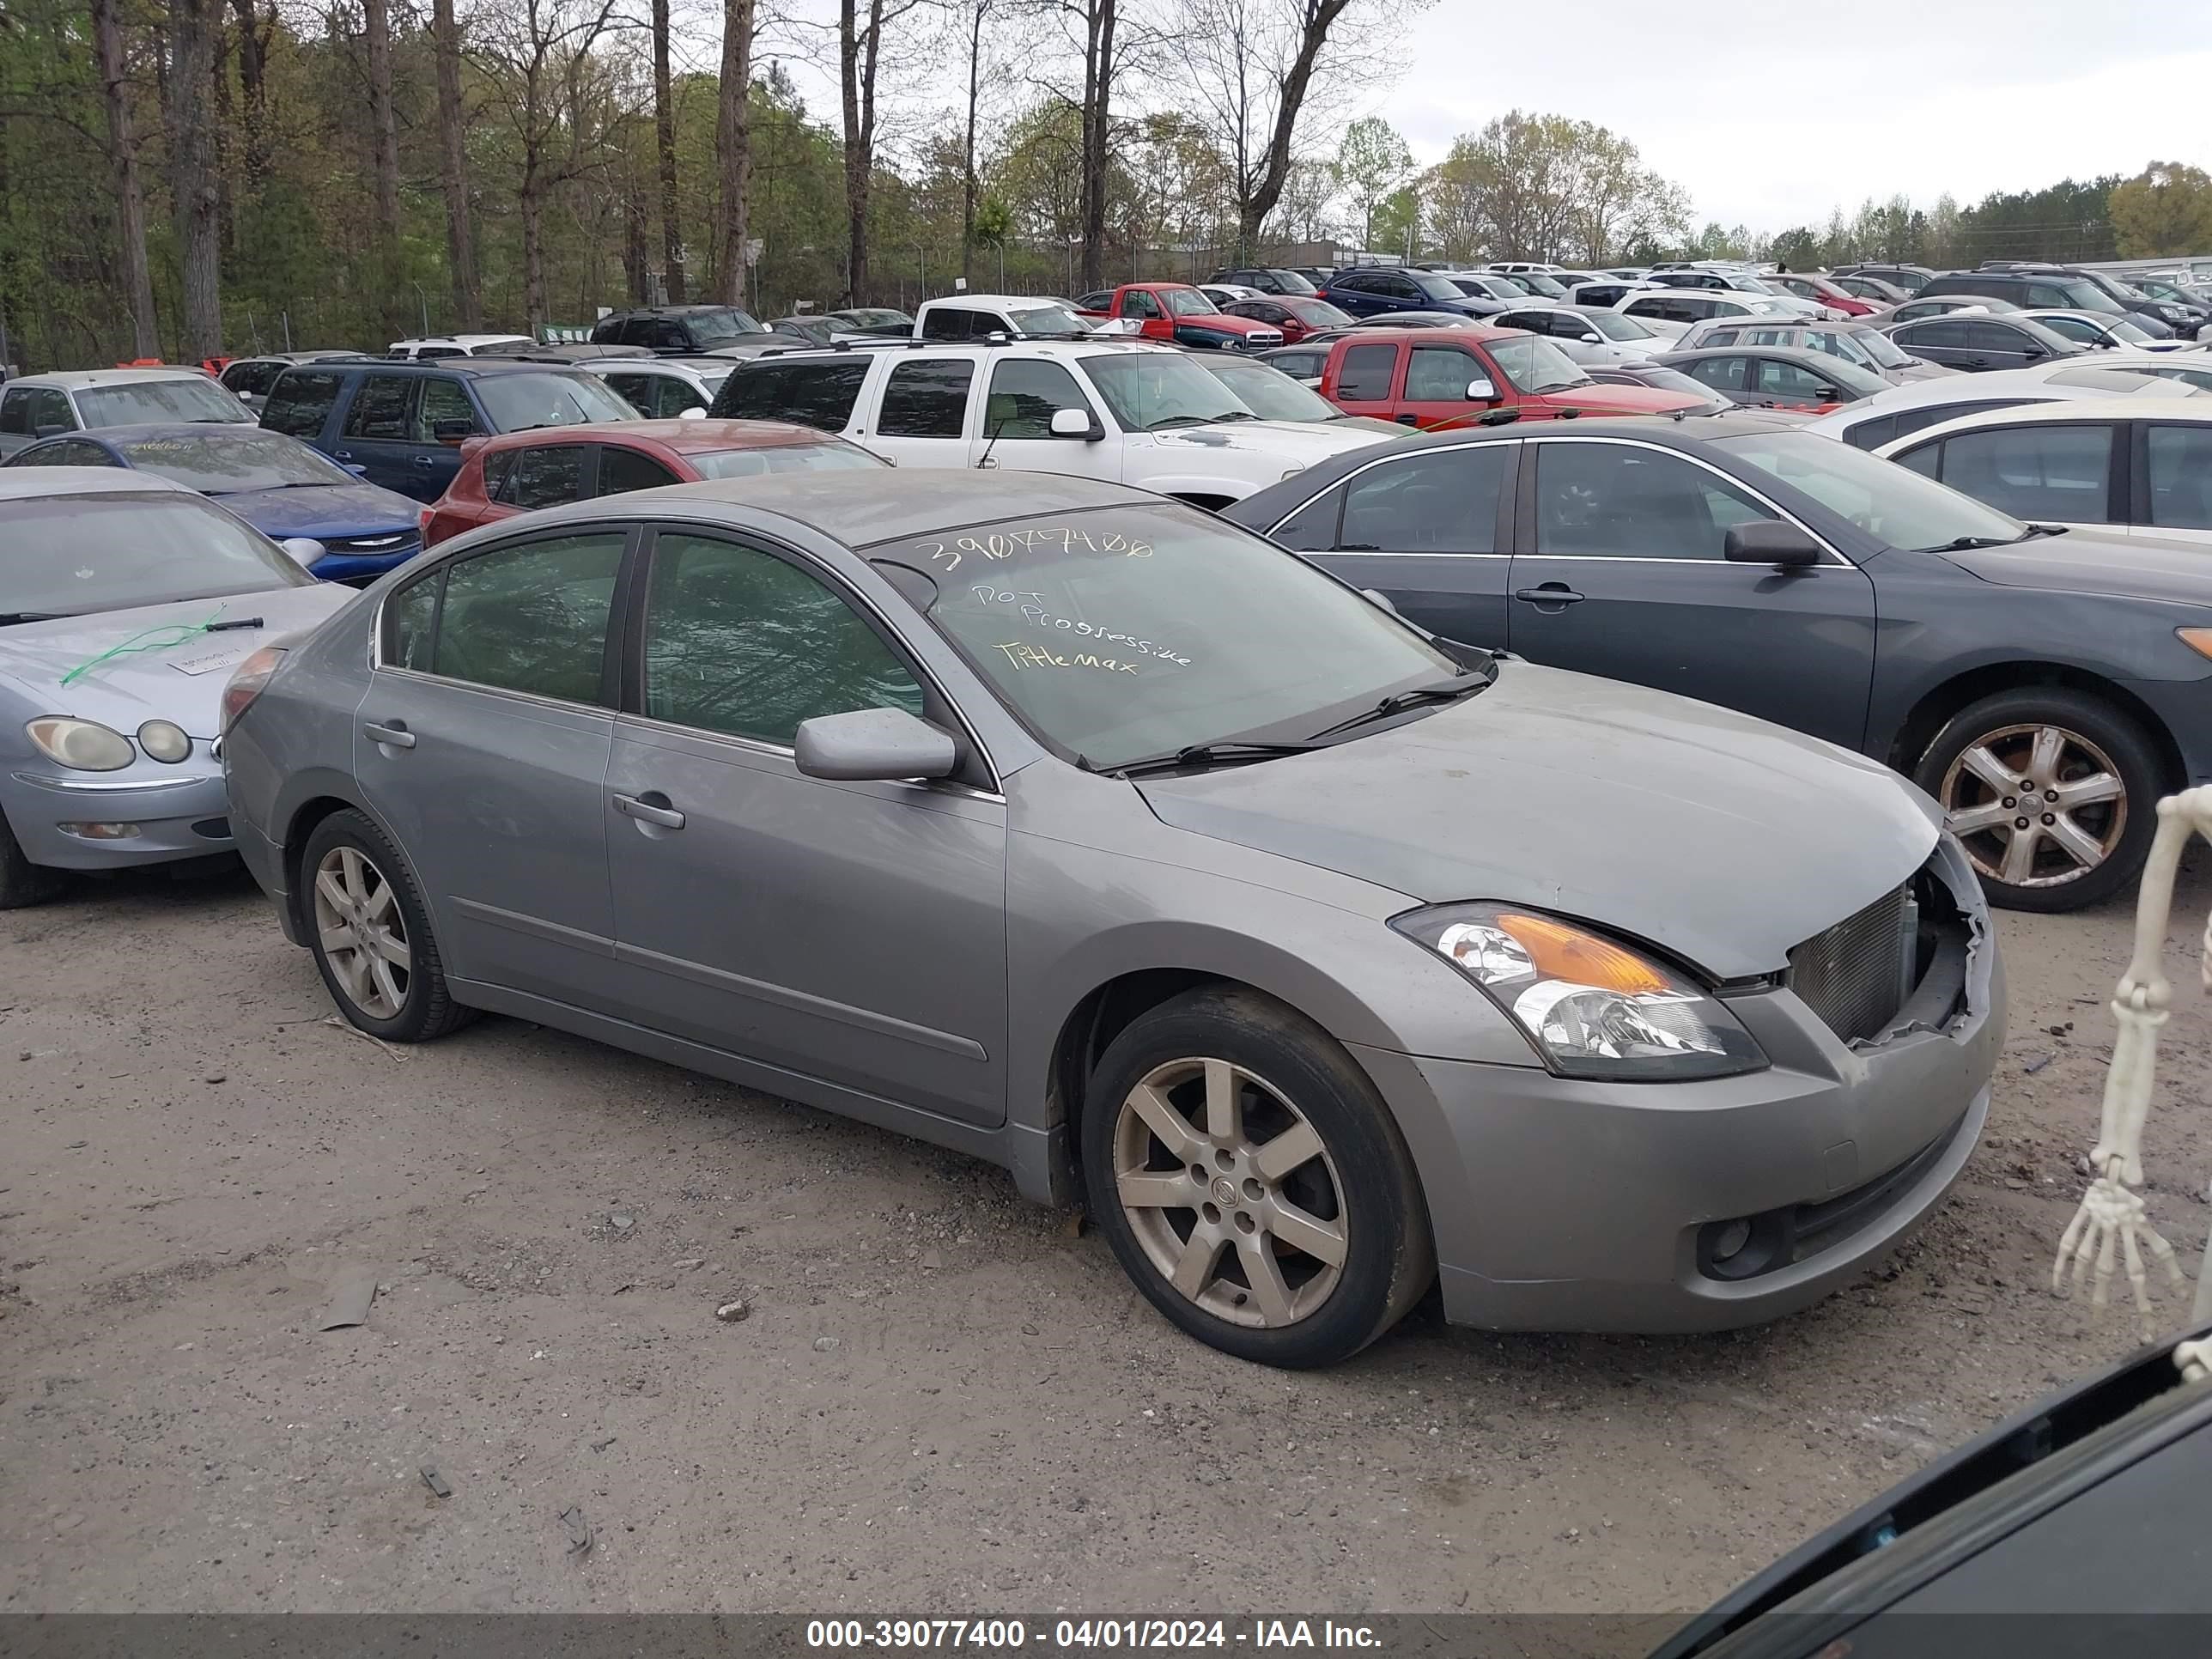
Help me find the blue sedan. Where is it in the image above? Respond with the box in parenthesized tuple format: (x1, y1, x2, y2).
(2, 423, 422, 583)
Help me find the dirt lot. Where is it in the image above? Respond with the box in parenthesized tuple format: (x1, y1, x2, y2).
(5, 856, 2212, 1618)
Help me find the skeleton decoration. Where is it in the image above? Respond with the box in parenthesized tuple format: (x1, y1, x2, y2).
(2054, 788, 2212, 1360)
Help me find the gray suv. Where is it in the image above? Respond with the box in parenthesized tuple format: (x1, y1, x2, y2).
(1673, 318, 1957, 383)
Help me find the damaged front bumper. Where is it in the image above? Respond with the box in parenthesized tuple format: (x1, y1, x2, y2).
(1354, 836, 2003, 1334)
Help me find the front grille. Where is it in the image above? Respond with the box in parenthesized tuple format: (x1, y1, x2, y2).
(1789, 881, 1912, 1043)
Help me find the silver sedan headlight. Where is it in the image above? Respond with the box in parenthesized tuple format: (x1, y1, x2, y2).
(1394, 902, 1768, 1080)
(25, 717, 135, 772)
(137, 720, 191, 763)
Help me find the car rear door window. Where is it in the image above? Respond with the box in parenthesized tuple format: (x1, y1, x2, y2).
(426, 531, 628, 704)
(260, 369, 345, 439)
(1966, 321, 2033, 353)
(602, 372, 658, 412)
(1336, 343, 1398, 402)
(1533, 441, 1771, 560)
(1339, 445, 1510, 553)
(342, 373, 416, 440)
(1686, 356, 1751, 392)
(1756, 360, 1838, 402)
(1936, 424, 2112, 522)
(641, 532, 923, 745)
(921, 307, 981, 341)
(878, 360, 975, 438)
(597, 445, 683, 495)
(480, 447, 521, 501)
(2148, 425, 2212, 531)
(501, 445, 590, 510)
(1122, 291, 1162, 319)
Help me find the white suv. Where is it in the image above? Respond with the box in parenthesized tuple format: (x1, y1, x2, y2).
(713, 339, 1387, 506)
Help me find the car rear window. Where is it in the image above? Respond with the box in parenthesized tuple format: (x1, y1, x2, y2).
(712, 360, 871, 430)
(262, 369, 347, 438)
(474, 372, 636, 432)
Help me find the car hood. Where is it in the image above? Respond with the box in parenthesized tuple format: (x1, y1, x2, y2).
(1890, 361, 1960, 381)
(0, 583, 350, 738)
(1153, 420, 1385, 462)
(1180, 314, 1279, 337)
(1936, 531, 2212, 605)
(1536, 383, 1711, 416)
(208, 480, 422, 539)
(1133, 661, 1939, 979)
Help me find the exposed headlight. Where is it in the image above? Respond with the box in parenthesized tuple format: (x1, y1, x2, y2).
(1393, 902, 1767, 1080)
(26, 717, 134, 772)
(137, 720, 191, 763)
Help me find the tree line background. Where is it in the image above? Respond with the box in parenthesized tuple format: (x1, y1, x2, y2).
(2, 0, 2209, 371)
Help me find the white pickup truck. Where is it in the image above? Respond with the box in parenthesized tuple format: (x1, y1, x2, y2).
(714, 338, 1388, 507)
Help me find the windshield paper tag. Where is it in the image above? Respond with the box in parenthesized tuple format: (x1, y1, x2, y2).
(168, 644, 255, 677)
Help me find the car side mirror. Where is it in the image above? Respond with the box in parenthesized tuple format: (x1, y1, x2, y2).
(431, 418, 475, 444)
(793, 707, 958, 782)
(1048, 407, 1097, 440)
(343, 462, 368, 477)
(238, 388, 254, 403)
(2021, 347, 2046, 361)
(280, 536, 328, 568)
(1723, 520, 1821, 568)
(1465, 377, 1498, 402)
(678, 406, 708, 419)
(33, 422, 67, 439)
(1577, 332, 1601, 343)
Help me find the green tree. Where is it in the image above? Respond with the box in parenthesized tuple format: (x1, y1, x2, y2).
(2110, 163, 2212, 258)
(1335, 115, 1410, 250)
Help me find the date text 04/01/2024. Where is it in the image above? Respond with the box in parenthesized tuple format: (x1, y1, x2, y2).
(805, 1620, 1382, 1650)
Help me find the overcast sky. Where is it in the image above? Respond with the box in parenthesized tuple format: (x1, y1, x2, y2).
(1382, 0, 2212, 232)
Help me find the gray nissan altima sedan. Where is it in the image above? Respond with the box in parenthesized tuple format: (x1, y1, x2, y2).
(220, 471, 2002, 1367)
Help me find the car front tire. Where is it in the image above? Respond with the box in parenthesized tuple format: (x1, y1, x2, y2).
(300, 809, 475, 1042)
(1080, 987, 1434, 1369)
(1915, 687, 2163, 913)
(0, 810, 63, 910)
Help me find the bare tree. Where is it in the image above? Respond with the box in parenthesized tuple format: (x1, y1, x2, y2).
(712, 0, 754, 306)
(955, 0, 994, 283)
(362, 0, 402, 238)
(93, 0, 160, 358)
(1173, 0, 1389, 259)
(836, 0, 920, 304)
(165, 0, 225, 356)
(227, 0, 275, 191)
(433, 0, 483, 328)
(1063, 0, 1119, 291)
(652, 0, 685, 301)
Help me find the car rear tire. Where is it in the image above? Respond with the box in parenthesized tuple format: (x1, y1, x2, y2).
(0, 811, 63, 910)
(300, 809, 475, 1042)
(1913, 688, 2164, 913)
(1079, 986, 1434, 1369)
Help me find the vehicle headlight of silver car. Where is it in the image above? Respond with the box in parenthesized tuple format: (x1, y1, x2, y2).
(1393, 902, 1768, 1080)
(137, 720, 191, 763)
(25, 716, 135, 773)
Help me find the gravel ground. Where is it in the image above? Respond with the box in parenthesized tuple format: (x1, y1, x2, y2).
(5, 855, 2211, 1616)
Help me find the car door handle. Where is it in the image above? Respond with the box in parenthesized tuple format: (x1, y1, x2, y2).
(331, 449, 354, 461)
(976, 454, 999, 468)
(613, 792, 686, 830)
(412, 454, 435, 467)
(1395, 414, 1419, 426)
(363, 721, 416, 748)
(1512, 584, 1587, 606)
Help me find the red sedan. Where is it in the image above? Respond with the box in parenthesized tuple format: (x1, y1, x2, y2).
(421, 417, 886, 546)
(1219, 295, 1358, 343)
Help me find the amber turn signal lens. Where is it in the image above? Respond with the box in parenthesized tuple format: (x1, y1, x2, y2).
(2178, 628, 2212, 662)
(1494, 912, 1671, 996)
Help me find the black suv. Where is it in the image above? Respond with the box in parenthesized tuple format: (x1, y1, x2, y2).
(1920, 269, 2174, 338)
(1206, 267, 1320, 297)
(1978, 261, 2207, 337)
(588, 305, 776, 356)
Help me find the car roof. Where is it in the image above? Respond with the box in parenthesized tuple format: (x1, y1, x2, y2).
(390, 334, 532, 347)
(46, 422, 290, 447)
(597, 306, 740, 318)
(0, 465, 190, 501)
(1881, 397, 2212, 447)
(296, 356, 579, 379)
(740, 338, 1173, 362)
(8, 367, 215, 389)
(1660, 345, 1845, 365)
(473, 417, 841, 454)
(1335, 323, 1516, 343)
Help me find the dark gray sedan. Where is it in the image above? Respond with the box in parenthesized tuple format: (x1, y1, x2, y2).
(222, 471, 1998, 1365)
(1228, 415, 2212, 912)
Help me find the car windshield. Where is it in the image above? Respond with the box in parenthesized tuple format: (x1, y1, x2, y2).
(1582, 310, 1655, 342)
(1486, 335, 1592, 394)
(1285, 299, 1353, 327)
(1007, 302, 1092, 335)
(1265, 270, 1319, 295)
(75, 377, 256, 428)
(1161, 289, 1218, 318)
(1409, 272, 1470, 303)
(1, 493, 312, 620)
(686, 308, 769, 343)
(1845, 329, 1913, 369)
(1200, 359, 1343, 422)
(1081, 353, 1253, 430)
(110, 428, 353, 493)
(1714, 429, 2027, 551)
(1517, 275, 1569, 297)
(1629, 367, 1726, 402)
(475, 372, 639, 431)
(2057, 281, 2124, 315)
(872, 503, 1459, 768)
(687, 442, 888, 479)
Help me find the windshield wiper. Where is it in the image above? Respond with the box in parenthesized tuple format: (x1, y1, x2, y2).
(0, 611, 69, 625)
(1144, 414, 1215, 431)
(2018, 523, 2070, 539)
(1304, 667, 1498, 741)
(1108, 740, 1323, 779)
(1920, 535, 2017, 552)
(1205, 410, 1261, 422)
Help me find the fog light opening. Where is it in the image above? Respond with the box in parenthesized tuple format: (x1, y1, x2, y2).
(1710, 1218, 1753, 1263)
(58, 822, 143, 841)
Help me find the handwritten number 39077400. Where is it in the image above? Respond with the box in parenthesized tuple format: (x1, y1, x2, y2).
(915, 525, 1153, 574)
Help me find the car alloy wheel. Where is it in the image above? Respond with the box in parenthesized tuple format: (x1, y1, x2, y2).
(1110, 1056, 1347, 1328)
(310, 844, 411, 1018)
(1940, 721, 2125, 891)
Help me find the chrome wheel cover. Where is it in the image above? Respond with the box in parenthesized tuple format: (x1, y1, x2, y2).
(311, 845, 411, 1019)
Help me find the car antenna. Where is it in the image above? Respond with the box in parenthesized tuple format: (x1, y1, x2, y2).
(975, 414, 1015, 472)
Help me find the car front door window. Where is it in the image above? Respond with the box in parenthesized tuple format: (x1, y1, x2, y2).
(262, 370, 345, 439)
(1533, 441, 1771, 560)
(343, 374, 417, 440)
(1687, 356, 1751, 393)
(414, 376, 481, 441)
(2148, 425, 2212, 532)
(1756, 360, 1838, 404)
(1336, 343, 1398, 402)
(981, 360, 1096, 438)
(641, 532, 924, 746)
(1405, 344, 1477, 402)
(422, 531, 628, 703)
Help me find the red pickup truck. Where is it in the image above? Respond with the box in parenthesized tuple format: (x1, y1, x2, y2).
(1312, 325, 1708, 428)
(1074, 283, 1285, 351)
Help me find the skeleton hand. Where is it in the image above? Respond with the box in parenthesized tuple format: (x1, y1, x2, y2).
(2053, 1158, 2186, 1336)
